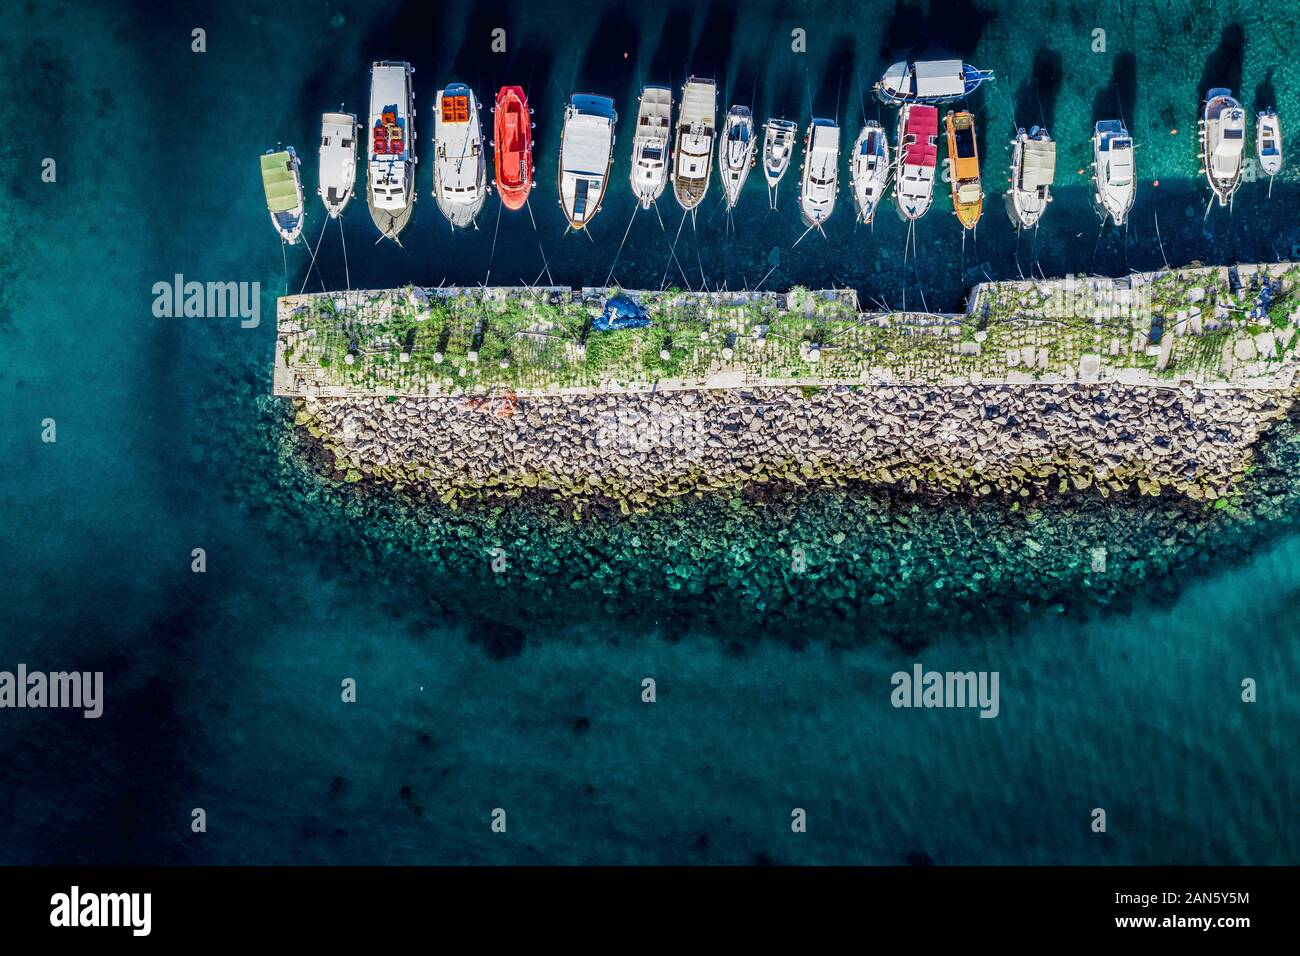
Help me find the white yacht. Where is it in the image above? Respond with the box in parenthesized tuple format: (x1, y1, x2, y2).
(799, 118, 839, 228)
(762, 118, 798, 206)
(433, 82, 488, 229)
(1006, 125, 1055, 228)
(849, 121, 890, 224)
(719, 105, 756, 209)
(894, 104, 938, 221)
(559, 93, 617, 229)
(318, 112, 358, 219)
(261, 147, 304, 243)
(367, 61, 417, 241)
(630, 86, 672, 209)
(1199, 88, 1246, 208)
(1092, 120, 1135, 225)
(673, 76, 717, 210)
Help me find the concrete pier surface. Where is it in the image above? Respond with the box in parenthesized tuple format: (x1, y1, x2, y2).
(274, 263, 1300, 399)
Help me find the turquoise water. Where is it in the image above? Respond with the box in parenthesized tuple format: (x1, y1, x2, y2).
(0, 0, 1297, 864)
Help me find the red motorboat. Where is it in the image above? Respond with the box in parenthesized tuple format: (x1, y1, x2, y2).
(493, 85, 533, 210)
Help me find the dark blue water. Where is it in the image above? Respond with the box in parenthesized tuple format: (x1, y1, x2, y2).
(0, 0, 1297, 864)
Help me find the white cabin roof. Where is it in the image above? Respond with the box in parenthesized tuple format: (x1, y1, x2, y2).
(562, 111, 614, 175)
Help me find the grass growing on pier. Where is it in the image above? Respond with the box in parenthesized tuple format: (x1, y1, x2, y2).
(276, 266, 1300, 397)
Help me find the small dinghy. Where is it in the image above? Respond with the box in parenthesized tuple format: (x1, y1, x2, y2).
(945, 110, 982, 230)
(492, 85, 533, 211)
(367, 61, 417, 241)
(261, 147, 304, 243)
(1005, 126, 1055, 228)
(850, 121, 891, 224)
(559, 93, 617, 229)
(433, 82, 488, 229)
(672, 76, 717, 211)
(720, 105, 756, 209)
(1092, 119, 1135, 225)
(762, 118, 798, 206)
(318, 112, 358, 219)
(799, 118, 839, 228)
(894, 104, 938, 221)
(875, 60, 993, 106)
(630, 86, 672, 209)
(1257, 108, 1283, 196)
(1200, 88, 1246, 208)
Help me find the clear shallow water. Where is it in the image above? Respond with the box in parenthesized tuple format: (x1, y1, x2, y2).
(0, 0, 1297, 864)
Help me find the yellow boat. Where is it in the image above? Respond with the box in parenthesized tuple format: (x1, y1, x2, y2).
(945, 110, 982, 229)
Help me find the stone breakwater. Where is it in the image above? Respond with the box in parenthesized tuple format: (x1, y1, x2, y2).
(293, 382, 1293, 509)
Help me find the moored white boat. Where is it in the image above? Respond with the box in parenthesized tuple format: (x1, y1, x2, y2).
(1005, 126, 1055, 228)
(894, 104, 938, 221)
(261, 147, 305, 243)
(1092, 119, 1135, 225)
(1199, 88, 1246, 208)
(433, 82, 488, 229)
(630, 86, 672, 209)
(720, 105, 756, 209)
(874, 60, 993, 106)
(1257, 108, 1283, 176)
(849, 121, 890, 224)
(559, 93, 617, 229)
(762, 118, 798, 207)
(1257, 108, 1283, 198)
(799, 118, 839, 228)
(318, 112, 358, 219)
(367, 60, 417, 241)
(673, 77, 717, 211)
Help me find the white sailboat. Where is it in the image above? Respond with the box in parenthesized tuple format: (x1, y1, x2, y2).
(559, 94, 617, 229)
(318, 112, 358, 219)
(1199, 88, 1246, 208)
(1092, 120, 1135, 226)
(894, 104, 938, 221)
(849, 121, 890, 224)
(1006, 125, 1055, 228)
(799, 118, 839, 228)
(261, 147, 305, 243)
(433, 82, 488, 229)
(719, 105, 756, 209)
(630, 86, 672, 209)
(762, 118, 798, 207)
(367, 60, 417, 241)
(1257, 108, 1283, 197)
(672, 77, 717, 211)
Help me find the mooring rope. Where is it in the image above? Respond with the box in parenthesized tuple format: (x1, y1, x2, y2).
(298, 217, 330, 295)
(484, 199, 504, 286)
(339, 216, 351, 291)
(604, 204, 638, 287)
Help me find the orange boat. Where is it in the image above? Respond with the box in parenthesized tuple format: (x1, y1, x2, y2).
(493, 85, 533, 210)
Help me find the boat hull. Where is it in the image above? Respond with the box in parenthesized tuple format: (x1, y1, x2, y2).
(1200, 89, 1245, 208)
(673, 77, 717, 211)
(319, 112, 358, 220)
(630, 87, 672, 209)
(894, 105, 938, 221)
(720, 107, 755, 209)
(946, 111, 982, 230)
(1091, 121, 1134, 226)
(559, 94, 617, 229)
(850, 123, 890, 224)
(367, 61, 417, 241)
(494, 85, 533, 211)
(433, 83, 488, 229)
(762, 119, 797, 191)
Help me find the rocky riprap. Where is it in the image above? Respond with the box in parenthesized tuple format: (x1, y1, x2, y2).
(292, 383, 1294, 509)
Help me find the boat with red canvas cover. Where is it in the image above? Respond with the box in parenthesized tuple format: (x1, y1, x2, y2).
(493, 85, 533, 210)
